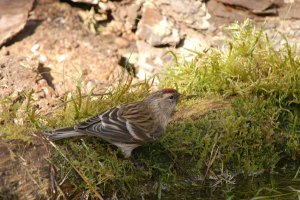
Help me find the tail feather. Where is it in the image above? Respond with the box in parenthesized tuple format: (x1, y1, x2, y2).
(45, 127, 86, 141)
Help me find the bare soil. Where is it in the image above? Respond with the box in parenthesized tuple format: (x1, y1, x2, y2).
(0, 136, 50, 200)
(0, 0, 126, 105)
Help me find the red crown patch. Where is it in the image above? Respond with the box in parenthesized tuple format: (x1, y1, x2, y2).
(162, 88, 177, 94)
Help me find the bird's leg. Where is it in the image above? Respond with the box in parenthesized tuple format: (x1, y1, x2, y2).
(117, 146, 143, 169)
(113, 143, 140, 158)
(122, 148, 133, 158)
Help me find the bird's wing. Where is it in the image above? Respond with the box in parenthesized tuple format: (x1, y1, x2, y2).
(76, 106, 153, 144)
(119, 103, 164, 141)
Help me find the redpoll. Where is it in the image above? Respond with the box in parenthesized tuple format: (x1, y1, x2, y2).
(46, 88, 180, 157)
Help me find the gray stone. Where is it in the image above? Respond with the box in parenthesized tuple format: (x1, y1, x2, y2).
(136, 41, 173, 79)
(113, 0, 143, 32)
(0, 0, 35, 47)
(207, 0, 253, 21)
(216, 0, 273, 13)
(136, 2, 180, 46)
(171, 0, 201, 14)
(185, 12, 211, 30)
(279, 1, 300, 19)
(290, 20, 300, 30)
(178, 33, 211, 61)
(156, 0, 210, 31)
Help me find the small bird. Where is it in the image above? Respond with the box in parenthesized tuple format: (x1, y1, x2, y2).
(46, 88, 180, 157)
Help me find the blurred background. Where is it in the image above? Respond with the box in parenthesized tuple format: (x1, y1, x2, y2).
(0, 0, 299, 112)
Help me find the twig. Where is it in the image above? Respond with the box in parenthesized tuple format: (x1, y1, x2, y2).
(44, 156, 68, 200)
(48, 140, 105, 200)
(203, 143, 219, 183)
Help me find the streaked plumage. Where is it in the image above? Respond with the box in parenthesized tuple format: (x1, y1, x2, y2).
(46, 88, 180, 157)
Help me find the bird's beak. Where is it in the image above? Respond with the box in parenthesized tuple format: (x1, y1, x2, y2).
(178, 94, 198, 100)
(175, 93, 181, 102)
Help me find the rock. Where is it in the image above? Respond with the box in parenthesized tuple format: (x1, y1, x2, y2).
(157, 0, 211, 31)
(290, 20, 300, 30)
(0, 0, 35, 47)
(279, 1, 300, 19)
(214, 0, 284, 15)
(178, 33, 211, 61)
(216, 0, 273, 13)
(122, 52, 139, 67)
(184, 9, 211, 30)
(207, 0, 253, 21)
(114, 37, 130, 48)
(113, 1, 143, 32)
(136, 2, 180, 46)
(171, 0, 201, 14)
(136, 41, 173, 79)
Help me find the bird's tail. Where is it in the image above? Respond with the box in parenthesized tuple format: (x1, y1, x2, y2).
(44, 127, 86, 141)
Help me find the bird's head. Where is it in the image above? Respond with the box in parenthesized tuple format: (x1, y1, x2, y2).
(143, 88, 181, 124)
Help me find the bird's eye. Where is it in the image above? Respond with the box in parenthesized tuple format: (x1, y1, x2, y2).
(169, 95, 174, 100)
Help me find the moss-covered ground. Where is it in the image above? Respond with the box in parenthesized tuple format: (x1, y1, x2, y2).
(0, 20, 299, 199)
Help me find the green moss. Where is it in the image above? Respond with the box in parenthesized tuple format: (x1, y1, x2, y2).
(0, 91, 37, 141)
(161, 20, 300, 107)
(164, 96, 298, 175)
(159, 19, 299, 197)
